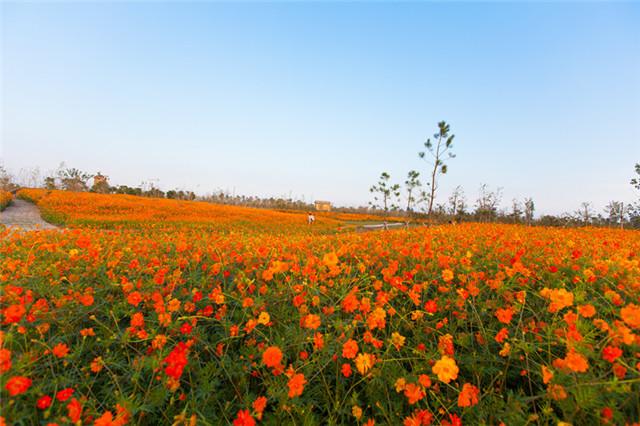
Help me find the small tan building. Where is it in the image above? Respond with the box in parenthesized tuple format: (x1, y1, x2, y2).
(314, 200, 331, 212)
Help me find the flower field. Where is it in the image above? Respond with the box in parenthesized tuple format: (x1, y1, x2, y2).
(1, 191, 640, 425)
(15, 189, 408, 232)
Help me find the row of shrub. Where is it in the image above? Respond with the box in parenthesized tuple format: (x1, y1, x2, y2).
(0, 190, 12, 211)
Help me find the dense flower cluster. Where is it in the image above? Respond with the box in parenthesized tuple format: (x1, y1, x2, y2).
(0, 190, 12, 211)
(1, 190, 639, 424)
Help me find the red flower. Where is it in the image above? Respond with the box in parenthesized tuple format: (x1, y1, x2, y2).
(601, 407, 613, 423)
(341, 363, 352, 378)
(180, 322, 193, 335)
(67, 398, 82, 423)
(52, 343, 70, 358)
(233, 410, 255, 426)
(3, 304, 26, 324)
(163, 342, 189, 379)
(424, 300, 438, 314)
(602, 346, 623, 363)
(5, 376, 32, 396)
(37, 395, 52, 409)
(0, 349, 11, 373)
(56, 388, 74, 402)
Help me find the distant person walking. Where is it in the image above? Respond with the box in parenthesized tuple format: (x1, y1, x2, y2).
(307, 212, 315, 225)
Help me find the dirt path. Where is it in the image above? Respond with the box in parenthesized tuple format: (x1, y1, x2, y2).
(0, 199, 58, 231)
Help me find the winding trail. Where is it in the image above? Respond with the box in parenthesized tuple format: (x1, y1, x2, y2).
(0, 199, 58, 231)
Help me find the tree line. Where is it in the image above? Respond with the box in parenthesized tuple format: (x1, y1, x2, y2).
(0, 163, 370, 213)
(369, 121, 640, 229)
(2, 150, 638, 228)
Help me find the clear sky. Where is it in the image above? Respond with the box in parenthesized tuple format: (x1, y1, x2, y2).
(1, 2, 639, 216)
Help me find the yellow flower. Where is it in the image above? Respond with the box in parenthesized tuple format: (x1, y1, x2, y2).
(499, 342, 511, 357)
(391, 332, 406, 350)
(257, 311, 270, 325)
(394, 377, 407, 392)
(432, 355, 459, 383)
(351, 405, 363, 420)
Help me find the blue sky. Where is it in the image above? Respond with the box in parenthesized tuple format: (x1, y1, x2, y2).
(1, 2, 638, 215)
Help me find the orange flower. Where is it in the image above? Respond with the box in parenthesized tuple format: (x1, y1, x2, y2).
(554, 348, 589, 373)
(541, 365, 554, 384)
(391, 332, 406, 350)
(301, 314, 321, 330)
(442, 269, 454, 282)
(322, 252, 339, 267)
(67, 398, 82, 423)
(80, 328, 95, 337)
(366, 307, 387, 330)
(495, 327, 509, 343)
(495, 307, 514, 324)
(167, 298, 181, 312)
(152, 335, 168, 350)
(404, 383, 425, 405)
(131, 312, 144, 328)
(438, 334, 454, 355)
(403, 409, 433, 426)
(564, 349, 589, 373)
(94, 406, 129, 426)
(418, 374, 431, 388)
(5, 376, 32, 396)
(578, 304, 596, 318)
(126, 291, 142, 306)
(457, 383, 480, 407)
(620, 304, 640, 329)
(262, 346, 283, 368)
(352, 405, 363, 420)
(432, 355, 459, 383)
(0, 349, 11, 373)
(355, 353, 374, 375)
(287, 373, 306, 398)
(342, 339, 359, 359)
(52, 343, 70, 358)
(313, 332, 324, 350)
(540, 288, 573, 313)
(252, 396, 267, 420)
(90, 357, 104, 373)
(547, 384, 567, 401)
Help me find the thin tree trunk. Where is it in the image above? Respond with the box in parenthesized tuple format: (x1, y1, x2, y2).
(427, 136, 442, 215)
